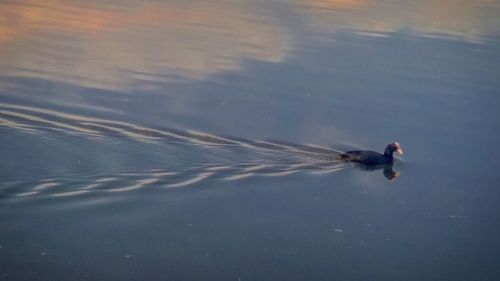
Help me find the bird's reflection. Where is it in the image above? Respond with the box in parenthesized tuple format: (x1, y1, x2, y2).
(383, 164, 400, 181)
(354, 163, 401, 181)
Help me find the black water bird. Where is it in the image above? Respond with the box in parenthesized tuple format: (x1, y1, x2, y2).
(340, 142, 403, 166)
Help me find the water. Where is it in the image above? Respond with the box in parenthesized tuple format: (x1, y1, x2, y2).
(1, 1, 500, 280)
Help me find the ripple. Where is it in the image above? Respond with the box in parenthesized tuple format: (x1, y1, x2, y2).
(0, 101, 356, 201)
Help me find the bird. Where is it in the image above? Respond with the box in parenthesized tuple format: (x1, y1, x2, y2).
(340, 142, 403, 166)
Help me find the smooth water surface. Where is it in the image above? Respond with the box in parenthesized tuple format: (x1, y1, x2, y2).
(1, 1, 500, 280)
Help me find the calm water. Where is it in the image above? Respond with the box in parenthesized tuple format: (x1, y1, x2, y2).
(1, 0, 500, 280)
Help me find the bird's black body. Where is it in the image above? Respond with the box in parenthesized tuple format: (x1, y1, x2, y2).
(341, 150, 393, 166)
(340, 142, 403, 166)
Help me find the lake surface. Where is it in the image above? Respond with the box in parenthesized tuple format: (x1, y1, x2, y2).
(1, 1, 500, 280)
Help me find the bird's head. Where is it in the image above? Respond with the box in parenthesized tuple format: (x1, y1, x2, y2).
(385, 142, 403, 156)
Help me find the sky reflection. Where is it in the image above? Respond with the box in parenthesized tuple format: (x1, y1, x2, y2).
(302, 0, 500, 41)
(0, 0, 498, 92)
(0, 0, 293, 90)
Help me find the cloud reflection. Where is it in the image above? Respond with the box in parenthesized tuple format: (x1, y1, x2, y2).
(1, 0, 498, 92)
(0, 0, 292, 91)
(302, 0, 500, 42)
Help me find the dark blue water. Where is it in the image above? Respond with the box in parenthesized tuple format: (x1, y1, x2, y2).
(1, 1, 500, 280)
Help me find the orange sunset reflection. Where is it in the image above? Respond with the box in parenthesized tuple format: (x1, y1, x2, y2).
(1, 0, 498, 92)
(0, 0, 293, 91)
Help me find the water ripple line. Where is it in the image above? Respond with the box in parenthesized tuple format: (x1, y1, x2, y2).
(0, 102, 351, 201)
